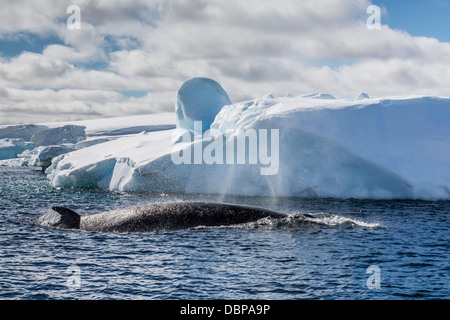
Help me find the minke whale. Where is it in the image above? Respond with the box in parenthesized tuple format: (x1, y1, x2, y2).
(49, 202, 289, 233)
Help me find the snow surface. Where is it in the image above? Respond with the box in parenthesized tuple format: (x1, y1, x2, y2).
(2, 78, 449, 200)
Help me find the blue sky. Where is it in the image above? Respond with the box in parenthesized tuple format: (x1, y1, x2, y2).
(373, 0, 450, 42)
(0, 34, 62, 57)
(1, 0, 450, 125)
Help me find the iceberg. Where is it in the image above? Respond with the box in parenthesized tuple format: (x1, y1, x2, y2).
(21, 145, 79, 168)
(0, 124, 88, 166)
(3, 78, 448, 200)
(0, 114, 175, 168)
(43, 78, 450, 200)
(0, 138, 35, 160)
(0, 124, 48, 141)
(208, 95, 450, 199)
(30, 125, 87, 146)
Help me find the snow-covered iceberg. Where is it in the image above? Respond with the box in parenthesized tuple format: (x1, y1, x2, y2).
(0, 115, 172, 168)
(209, 95, 450, 199)
(30, 125, 87, 146)
(0, 124, 48, 141)
(0, 124, 93, 168)
(14, 137, 112, 168)
(44, 78, 450, 200)
(0, 139, 35, 160)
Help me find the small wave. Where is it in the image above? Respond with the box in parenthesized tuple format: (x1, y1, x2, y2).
(237, 213, 381, 230)
(301, 213, 381, 228)
(34, 210, 61, 228)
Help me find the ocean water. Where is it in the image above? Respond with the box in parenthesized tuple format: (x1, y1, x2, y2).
(0, 166, 448, 300)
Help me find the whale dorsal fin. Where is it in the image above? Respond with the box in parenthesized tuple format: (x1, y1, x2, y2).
(52, 207, 81, 229)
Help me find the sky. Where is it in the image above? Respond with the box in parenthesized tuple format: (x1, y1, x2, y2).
(1, 0, 450, 125)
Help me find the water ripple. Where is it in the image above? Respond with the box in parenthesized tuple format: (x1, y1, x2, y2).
(0, 167, 449, 299)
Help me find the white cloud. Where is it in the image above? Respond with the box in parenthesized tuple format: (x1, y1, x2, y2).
(0, 88, 174, 125)
(1, 0, 450, 124)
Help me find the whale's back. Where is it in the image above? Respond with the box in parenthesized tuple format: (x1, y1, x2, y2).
(79, 202, 284, 233)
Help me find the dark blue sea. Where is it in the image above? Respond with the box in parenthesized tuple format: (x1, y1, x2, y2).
(0, 166, 448, 300)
